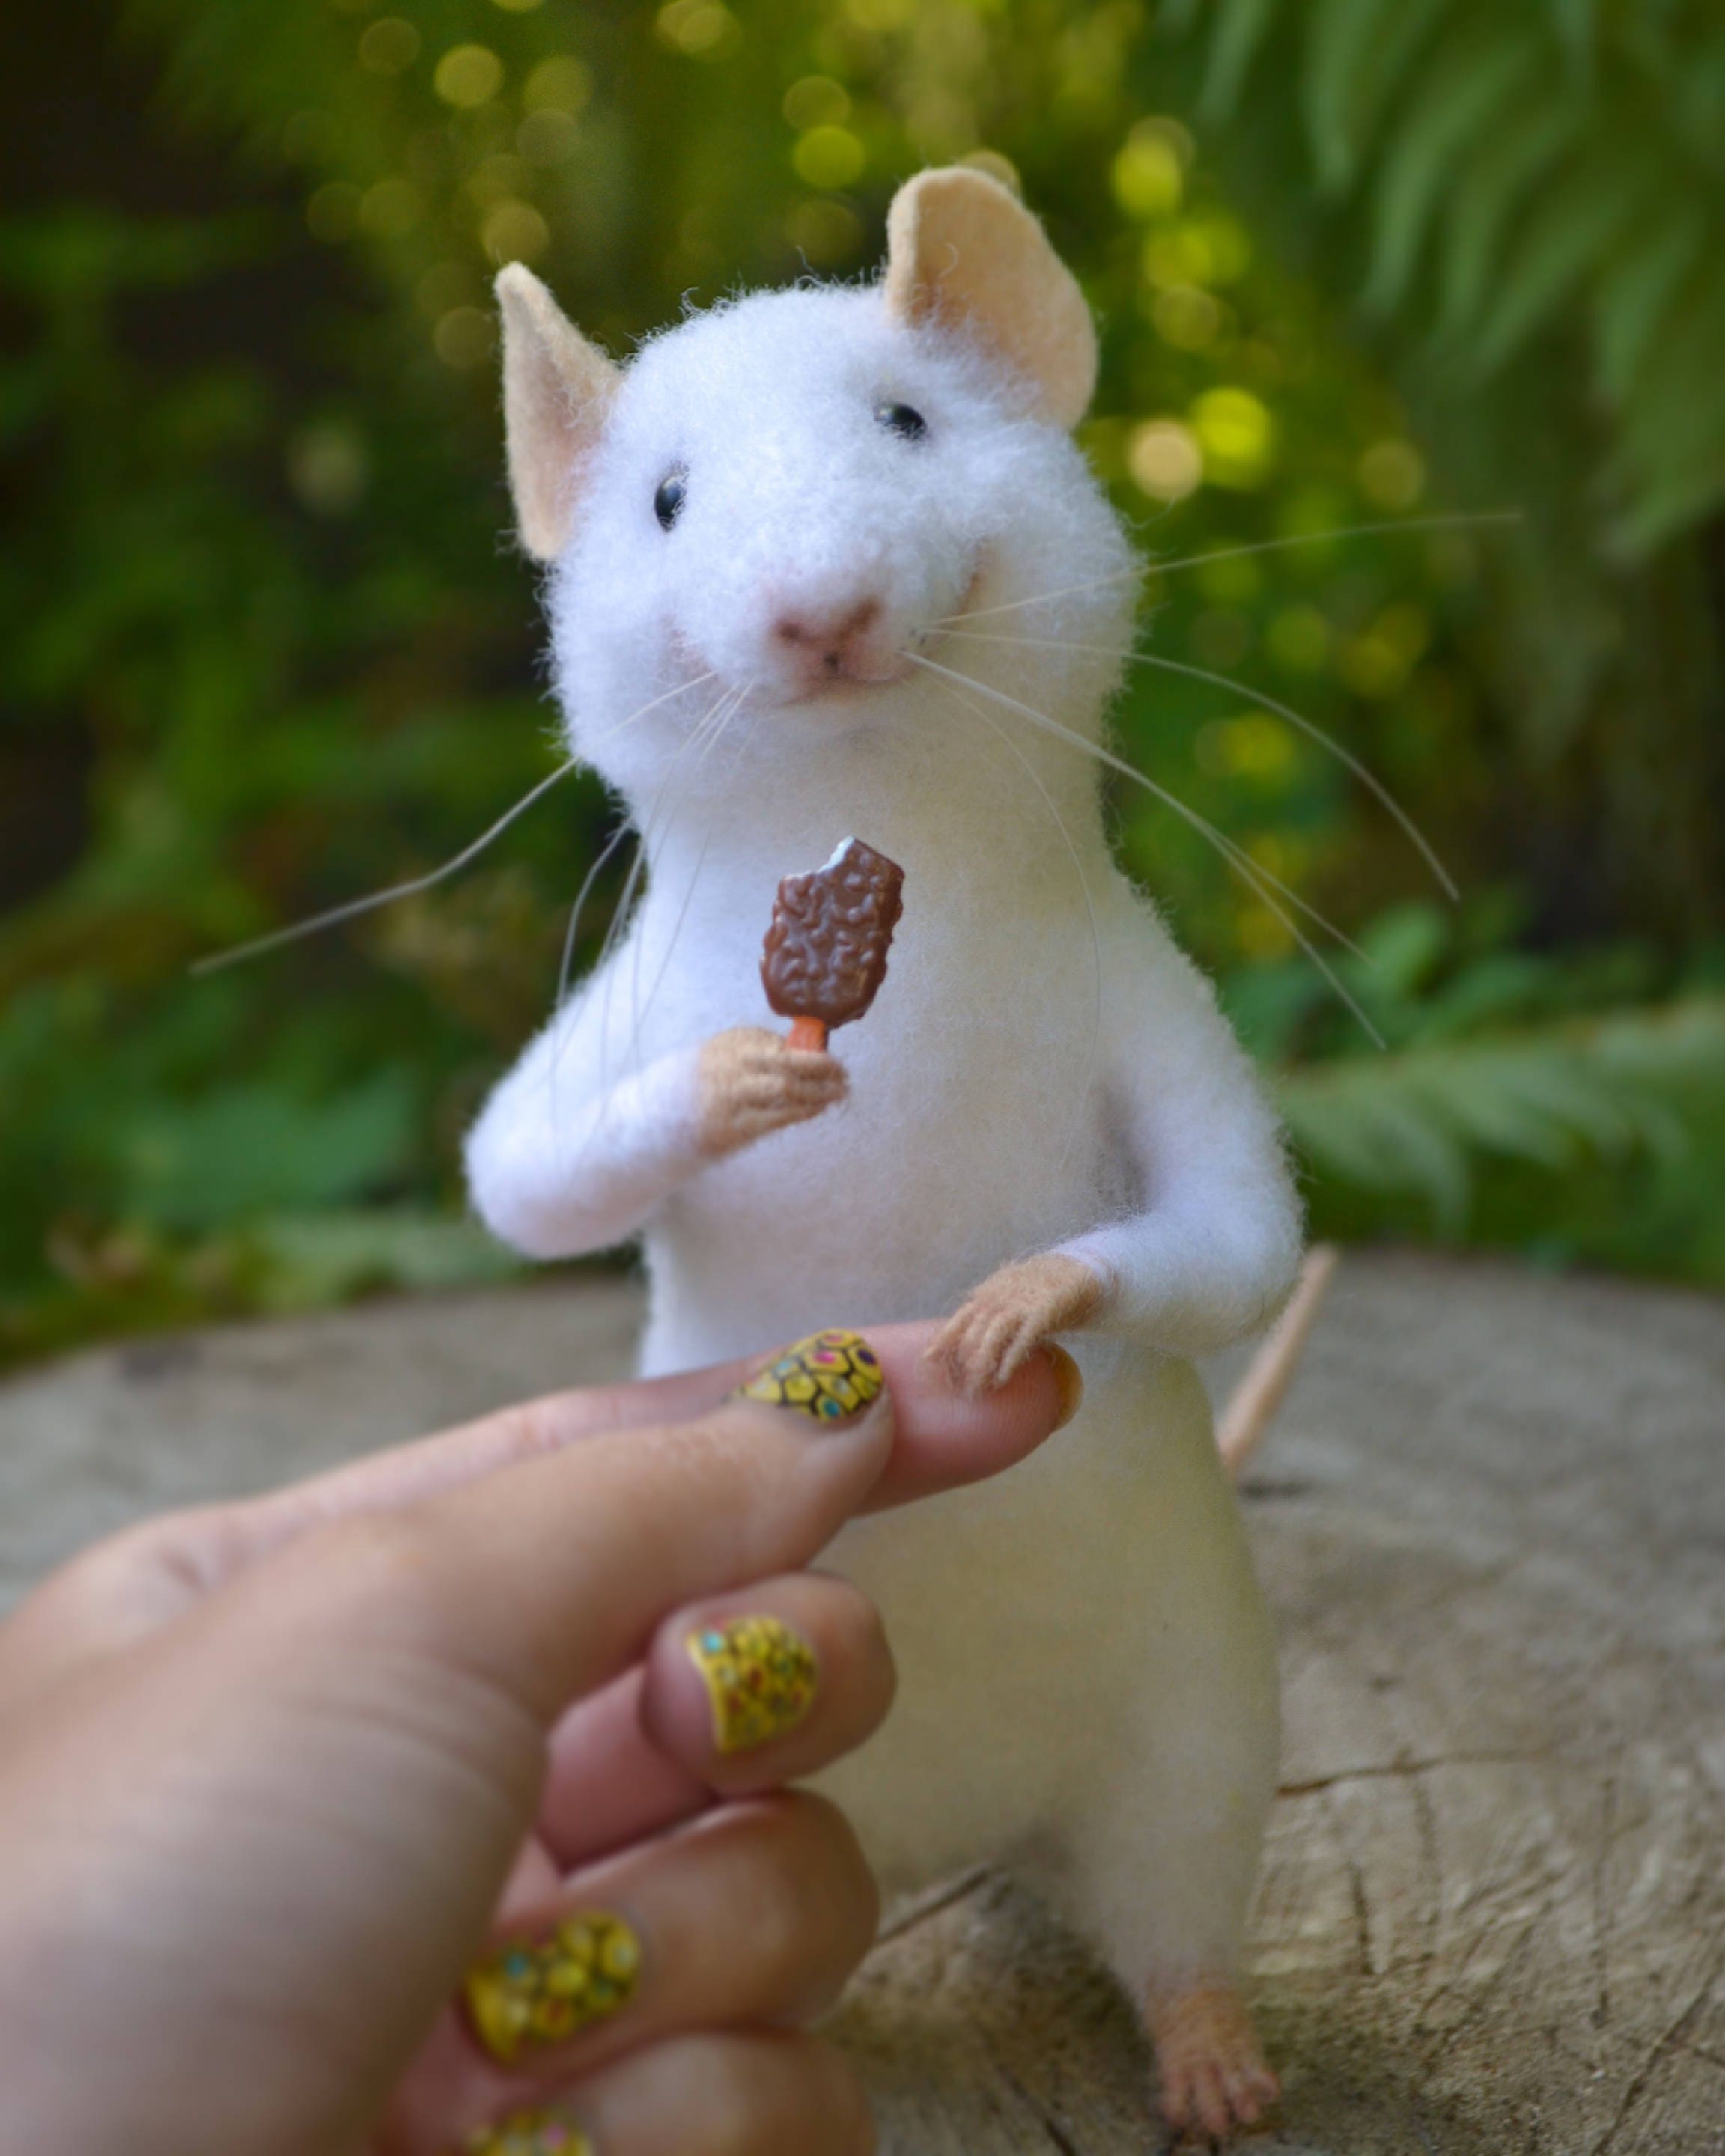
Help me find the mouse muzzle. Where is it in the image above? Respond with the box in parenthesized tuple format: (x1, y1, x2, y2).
(764, 588, 908, 698)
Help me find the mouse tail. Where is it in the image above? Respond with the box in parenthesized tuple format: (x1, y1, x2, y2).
(1215, 1243, 1339, 1480)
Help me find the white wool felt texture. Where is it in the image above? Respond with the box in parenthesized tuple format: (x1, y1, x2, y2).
(466, 277, 1302, 1365)
(464, 262, 1301, 2012)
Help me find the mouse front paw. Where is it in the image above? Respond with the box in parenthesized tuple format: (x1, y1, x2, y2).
(926, 1252, 1104, 1397)
(696, 1026, 847, 1159)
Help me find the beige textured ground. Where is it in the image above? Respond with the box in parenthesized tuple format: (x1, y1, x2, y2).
(1, 1251, 1721, 2153)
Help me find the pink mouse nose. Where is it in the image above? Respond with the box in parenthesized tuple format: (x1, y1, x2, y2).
(773, 594, 885, 680)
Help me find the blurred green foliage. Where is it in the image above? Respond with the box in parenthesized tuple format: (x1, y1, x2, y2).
(1, 0, 1721, 1366)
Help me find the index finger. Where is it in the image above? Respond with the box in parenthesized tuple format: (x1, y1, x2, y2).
(249, 1340, 901, 1729)
(15, 1327, 1078, 1669)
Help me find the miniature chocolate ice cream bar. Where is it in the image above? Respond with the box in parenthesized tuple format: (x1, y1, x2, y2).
(760, 836, 906, 1050)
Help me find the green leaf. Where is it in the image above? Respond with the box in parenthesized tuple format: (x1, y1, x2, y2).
(1592, 202, 1709, 401)
(1465, 147, 1660, 377)
(1200, 0, 1277, 121)
(1280, 997, 1725, 1237)
(1545, 0, 1597, 75)
(1604, 273, 1725, 549)
(1356, 901, 1450, 996)
(1360, 23, 1544, 317)
(1434, 106, 1581, 345)
(115, 1077, 417, 1232)
(255, 1208, 523, 1301)
(1303, 0, 1449, 193)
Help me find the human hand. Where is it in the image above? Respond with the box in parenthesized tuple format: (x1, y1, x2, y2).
(927, 1253, 1107, 1396)
(696, 1026, 848, 1157)
(0, 1323, 1077, 2156)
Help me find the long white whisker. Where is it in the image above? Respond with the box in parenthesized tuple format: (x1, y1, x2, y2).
(932, 510, 1521, 630)
(590, 678, 736, 1117)
(920, 649, 1363, 958)
(554, 817, 633, 1013)
(928, 669, 1104, 1169)
(190, 669, 717, 977)
(630, 682, 754, 1060)
(189, 759, 579, 977)
(942, 625, 1457, 901)
(906, 651, 1385, 1047)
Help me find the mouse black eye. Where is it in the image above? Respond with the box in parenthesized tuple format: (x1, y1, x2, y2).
(654, 470, 687, 531)
(874, 401, 928, 442)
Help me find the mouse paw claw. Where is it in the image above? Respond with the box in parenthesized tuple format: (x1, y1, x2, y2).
(1146, 1980, 1279, 2146)
(927, 1252, 1104, 1396)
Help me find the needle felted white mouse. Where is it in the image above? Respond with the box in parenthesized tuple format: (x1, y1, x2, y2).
(466, 167, 1303, 2140)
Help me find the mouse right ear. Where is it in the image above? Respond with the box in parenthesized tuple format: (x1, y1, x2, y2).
(884, 167, 1096, 429)
(496, 264, 622, 561)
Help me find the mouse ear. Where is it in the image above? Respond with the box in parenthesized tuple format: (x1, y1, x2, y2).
(496, 264, 622, 561)
(883, 167, 1096, 429)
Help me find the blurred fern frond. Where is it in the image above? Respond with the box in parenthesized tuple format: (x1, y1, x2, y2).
(1149, 1, 1725, 938)
(1172, 0, 1725, 556)
(1280, 993, 1725, 1243)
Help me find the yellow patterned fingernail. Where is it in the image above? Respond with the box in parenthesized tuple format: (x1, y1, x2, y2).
(459, 2113, 592, 2156)
(463, 1912, 642, 2064)
(688, 1613, 819, 1753)
(730, 1329, 883, 1424)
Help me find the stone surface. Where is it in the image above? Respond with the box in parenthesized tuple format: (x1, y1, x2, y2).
(1, 1250, 1721, 2152)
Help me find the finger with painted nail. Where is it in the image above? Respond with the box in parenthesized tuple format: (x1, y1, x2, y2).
(462, 1791, 877, 2078)
(637, 1573, 892, 1794)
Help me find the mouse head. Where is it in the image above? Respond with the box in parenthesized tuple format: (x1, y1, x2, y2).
(497, 167, 1133, 802)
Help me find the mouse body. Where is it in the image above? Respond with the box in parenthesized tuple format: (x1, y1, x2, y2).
(466, 168, 1302, 2140)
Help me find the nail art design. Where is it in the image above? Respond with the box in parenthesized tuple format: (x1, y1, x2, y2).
(460, 2113, 592, 2156)
(731, 1328, 883, 1422)
(688, 1613, 819, 1752)
(463, 1912, 642, 2064)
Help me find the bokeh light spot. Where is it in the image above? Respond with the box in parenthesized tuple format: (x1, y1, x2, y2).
(416, 260, 482, 320)
(482, 200, 552, 264)
(1359, 439, 1426, 511)
(1111, 121, 1186, 219)
(1144, 212, 1251, 290)
(1196, 713, 1295, 782)
(961, 148, 1020, 194)
(1268, 604, 1332, 674)
(517, 109, 581, 165)
(783, 76, 851, 131)
(1151, 284, 1222, 352)
(358, 17, 420, 74)
(1237, 901, 1295, 958)
(657, 1, 742, 58)
(785, 197, 864, 265)
(466, 153, 532, 207)
(434, 306, 496, 369)
(1128, 419, 1203, 502)
(435, 45, 505, 109)
(359, 178, 424, 242)
(1340, 603, 1430, 698)
(793, 124, 865, 189)
(285, 421, 370, 516)
(1191, 386, 1275, 489)
(523, 56, 593, 112)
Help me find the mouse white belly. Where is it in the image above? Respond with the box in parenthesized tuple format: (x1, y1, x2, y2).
(817, 1340, 1279, 1984)
(629, 846, 1140, 1371)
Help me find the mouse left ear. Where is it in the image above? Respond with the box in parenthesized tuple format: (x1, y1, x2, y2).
(496, 264, 622, 561)
(883, 167, 1097, 430)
